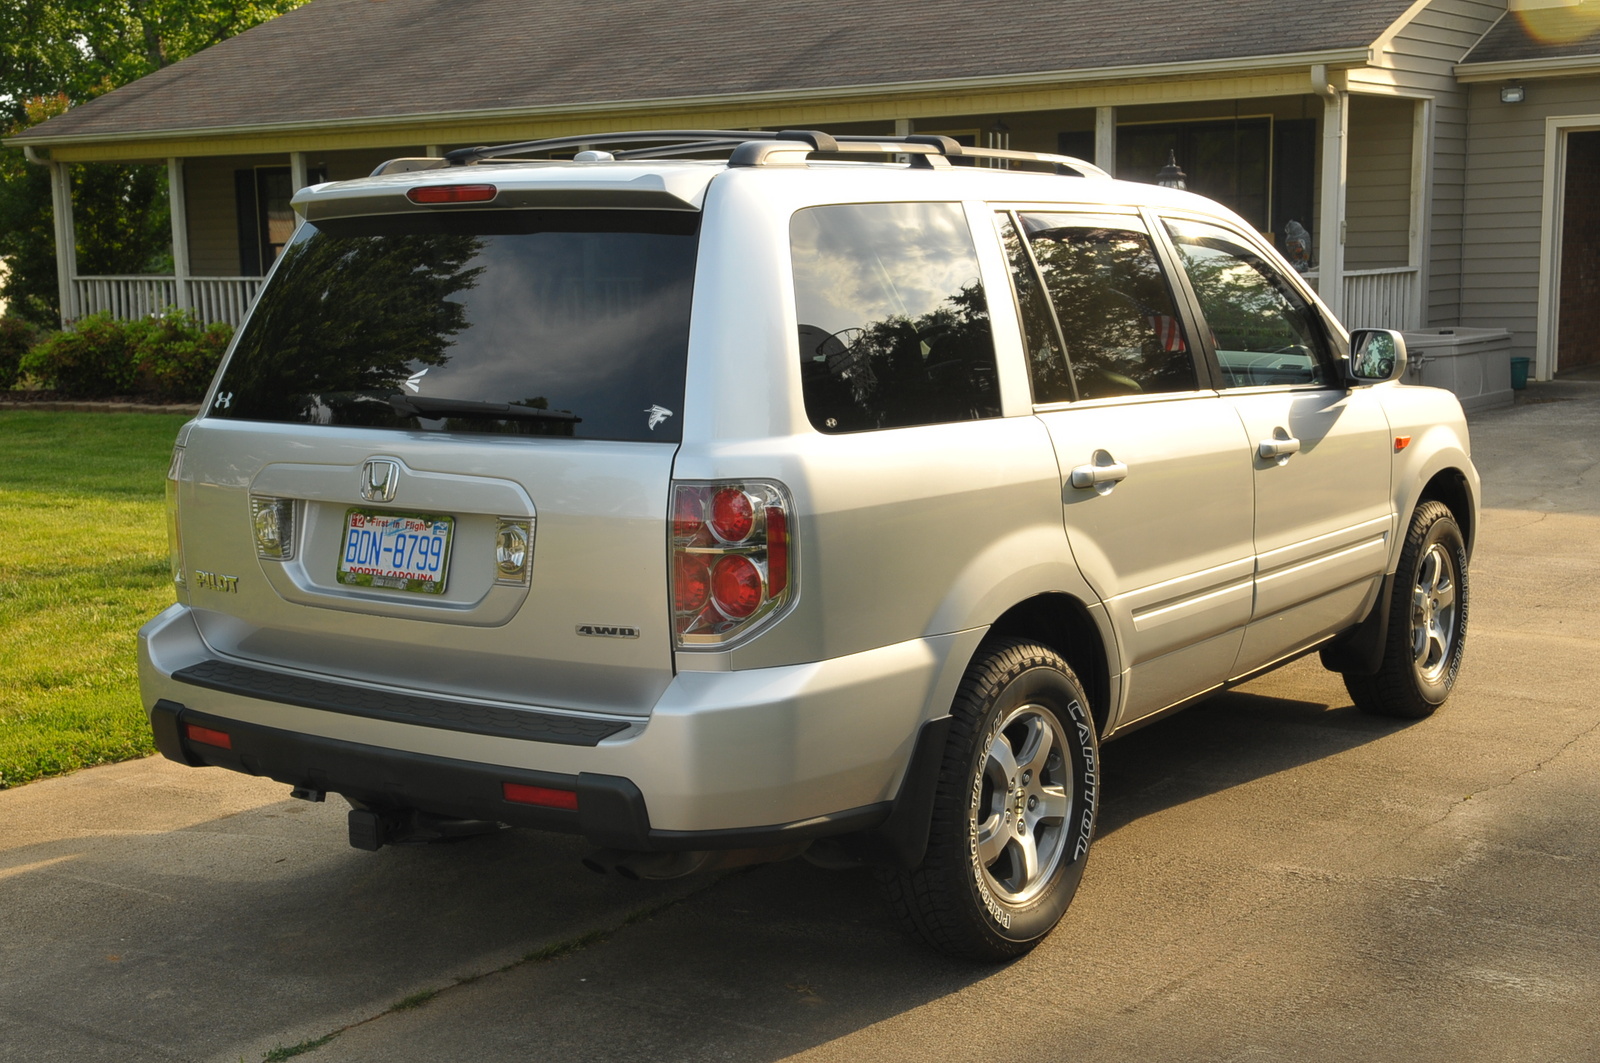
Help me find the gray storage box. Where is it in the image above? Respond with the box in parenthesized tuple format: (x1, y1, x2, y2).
(1400, 328, 1513, 411)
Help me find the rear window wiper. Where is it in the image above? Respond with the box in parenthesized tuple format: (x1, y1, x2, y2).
(390, 394, 581, 423)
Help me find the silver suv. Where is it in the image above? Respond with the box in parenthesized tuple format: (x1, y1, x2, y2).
(140, 130, 1478, 961)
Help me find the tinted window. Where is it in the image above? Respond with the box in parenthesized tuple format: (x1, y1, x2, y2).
(1163, 216, 1334, 388)
(791, 203, 999, 433)
(1017, 214, 1197, 400)
(997, 213, 1075, 404)
(210, 210, 698, 442)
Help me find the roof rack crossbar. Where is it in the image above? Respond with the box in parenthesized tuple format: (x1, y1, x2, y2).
(429, 129, 1108, 178)
(443, 131, 768, 166)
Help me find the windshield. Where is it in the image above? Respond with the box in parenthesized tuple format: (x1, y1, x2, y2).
(208, 209, 699, 442)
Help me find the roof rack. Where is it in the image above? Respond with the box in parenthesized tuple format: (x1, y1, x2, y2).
(386, 129, 1109, 178)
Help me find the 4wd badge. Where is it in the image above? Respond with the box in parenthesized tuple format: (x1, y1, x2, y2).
(576, 624, 640, 639)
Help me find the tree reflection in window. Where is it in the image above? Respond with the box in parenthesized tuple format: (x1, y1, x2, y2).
(222, 228, 483, 426)
(210, 210, 700, 441)
(1163, 217, 1332, 387)
(792, 203, 1000, 433)
(1018, 216, 1197, 400)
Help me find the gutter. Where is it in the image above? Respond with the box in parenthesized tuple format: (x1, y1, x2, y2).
(4, 46, 1373, 149)
(1454, 54, 1600, 81)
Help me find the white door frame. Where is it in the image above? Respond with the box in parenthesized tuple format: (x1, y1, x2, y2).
(1536, 114, 1600, 380)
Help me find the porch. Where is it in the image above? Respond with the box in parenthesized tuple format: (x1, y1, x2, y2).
(44, 83, 1435, 333)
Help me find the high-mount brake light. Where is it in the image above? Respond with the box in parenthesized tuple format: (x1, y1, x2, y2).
(406, 184, 497, 205)
(670, 480, 794, 648)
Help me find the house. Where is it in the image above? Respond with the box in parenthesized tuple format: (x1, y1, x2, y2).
(6, 0, 1599, 381)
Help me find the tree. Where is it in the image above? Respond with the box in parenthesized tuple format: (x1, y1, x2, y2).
(0, 0, 310, 325)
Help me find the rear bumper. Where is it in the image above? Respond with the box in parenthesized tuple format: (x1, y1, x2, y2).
(139, 604, 983, 845)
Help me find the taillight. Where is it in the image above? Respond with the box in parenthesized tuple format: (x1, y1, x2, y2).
(670, 480, 794, 647)
(166, 445, 186, 589)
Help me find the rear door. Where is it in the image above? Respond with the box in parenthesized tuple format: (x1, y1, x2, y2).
(995, 209, 1256, 725)
(179, 205, 701, 716)
(1156, 213, 1394, 675)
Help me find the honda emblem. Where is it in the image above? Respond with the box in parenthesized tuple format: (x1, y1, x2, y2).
(361, 459, 400, 503)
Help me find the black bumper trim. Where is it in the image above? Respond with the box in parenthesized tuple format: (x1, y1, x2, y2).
(149, 700, 890, 852)
(172, 658, 628, 746)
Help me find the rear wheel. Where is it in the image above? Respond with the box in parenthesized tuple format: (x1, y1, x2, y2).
(1344, 500, 1468, 718)
(881, 639, 1099, 961)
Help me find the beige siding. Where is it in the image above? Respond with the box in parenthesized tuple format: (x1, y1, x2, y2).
(1359, 0, 1503, 326)
(1346, 95, 1416, 270)
(1461, 76, 1600, 364)
(181, 149, 424, 276)
(183, 155, 255, 277)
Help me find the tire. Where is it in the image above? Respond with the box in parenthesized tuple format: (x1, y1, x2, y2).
(881, 639, 1099, 962)
(1344, 500, 1468, 719)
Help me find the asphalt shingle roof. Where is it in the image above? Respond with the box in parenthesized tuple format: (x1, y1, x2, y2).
(1461, 7, 1600, 64)
(22, 0, 1418, 142)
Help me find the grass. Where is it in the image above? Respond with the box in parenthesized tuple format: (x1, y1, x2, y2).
(0, 410, 190, 788)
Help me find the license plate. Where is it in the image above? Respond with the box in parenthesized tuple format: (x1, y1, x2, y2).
(336, 509, 454, 594)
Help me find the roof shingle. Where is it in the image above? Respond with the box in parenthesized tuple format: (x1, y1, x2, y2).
(1461, 7, 1600, 65)
(22, 0, 1417, 142)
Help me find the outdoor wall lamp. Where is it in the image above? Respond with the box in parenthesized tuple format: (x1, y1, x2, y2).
(1156, 150, 1187, 189)
(1501, 83, 1526, 104)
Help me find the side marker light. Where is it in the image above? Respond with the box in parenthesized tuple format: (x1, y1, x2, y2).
(1394, 436, 1412, 452)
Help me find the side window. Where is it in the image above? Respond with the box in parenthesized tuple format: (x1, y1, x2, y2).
(997, 214, 1075, 403)
(1163, 216, 1335, 388)
(791, 203, 1000, 433)
(1016, 214, 1198, 400)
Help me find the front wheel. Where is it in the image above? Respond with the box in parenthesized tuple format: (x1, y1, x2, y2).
(1344, 500, 1469, 718)
(881, 639, 1099, 961)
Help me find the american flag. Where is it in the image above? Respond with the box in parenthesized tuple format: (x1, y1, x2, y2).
(1149, 314, 1186, 353)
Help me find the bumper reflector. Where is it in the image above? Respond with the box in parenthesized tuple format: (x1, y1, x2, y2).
(502, 782, 578, 810)
(184, 723, 233, 749)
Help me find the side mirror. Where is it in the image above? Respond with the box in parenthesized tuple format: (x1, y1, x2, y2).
(1347, 328, 1407, 384)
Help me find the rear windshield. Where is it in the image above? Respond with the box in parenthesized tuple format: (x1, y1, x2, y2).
(208, 209, 699, 442)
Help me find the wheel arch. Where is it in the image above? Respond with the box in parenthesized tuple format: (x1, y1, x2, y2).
(1417, 467, 1477, 559)
(978, 593, 1115, 736)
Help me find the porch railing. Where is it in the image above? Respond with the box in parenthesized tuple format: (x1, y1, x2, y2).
(1341, 267, 1420, 332)
(74, 276, 177, 322)
(73, 276, 264, 329)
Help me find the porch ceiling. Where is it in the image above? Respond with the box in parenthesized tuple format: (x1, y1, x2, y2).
(9, 0, 1411, 160)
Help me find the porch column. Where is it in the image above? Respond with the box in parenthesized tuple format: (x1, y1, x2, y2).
(290, 151, 309, 231)
(167, 158, 191, 312)
(1408, 98, 1434, 329)
(1095, 106, 1116, 176)
(1318, 84, 1349, 321)
(47, 161, 77, 325)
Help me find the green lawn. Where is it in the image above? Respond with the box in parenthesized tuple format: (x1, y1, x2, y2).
(0, 411, 190, 788)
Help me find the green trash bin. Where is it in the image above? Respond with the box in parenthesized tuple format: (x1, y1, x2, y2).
(1511, 356, 1532, 390)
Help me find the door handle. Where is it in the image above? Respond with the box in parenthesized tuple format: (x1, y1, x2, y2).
(1070, 453, 1129, 490)
(1258, 431, 1301, 461)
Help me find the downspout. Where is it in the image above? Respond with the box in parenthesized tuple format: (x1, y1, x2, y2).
(22, 145, 77, 325)
(1311, 64, 1348, 321)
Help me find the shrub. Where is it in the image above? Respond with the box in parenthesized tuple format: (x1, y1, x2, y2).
(21, 312, 137, 397)
(20, 309, 232, 401)
(0, 315, 40, 389)
(133, 311, 233, 402)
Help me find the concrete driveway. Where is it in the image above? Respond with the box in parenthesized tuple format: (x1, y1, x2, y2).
(3, 383, 1598, 1063)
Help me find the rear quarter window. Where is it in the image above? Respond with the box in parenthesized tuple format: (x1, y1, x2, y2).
(209, 209, 698, 442)
(791, 202, 1000, 433)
